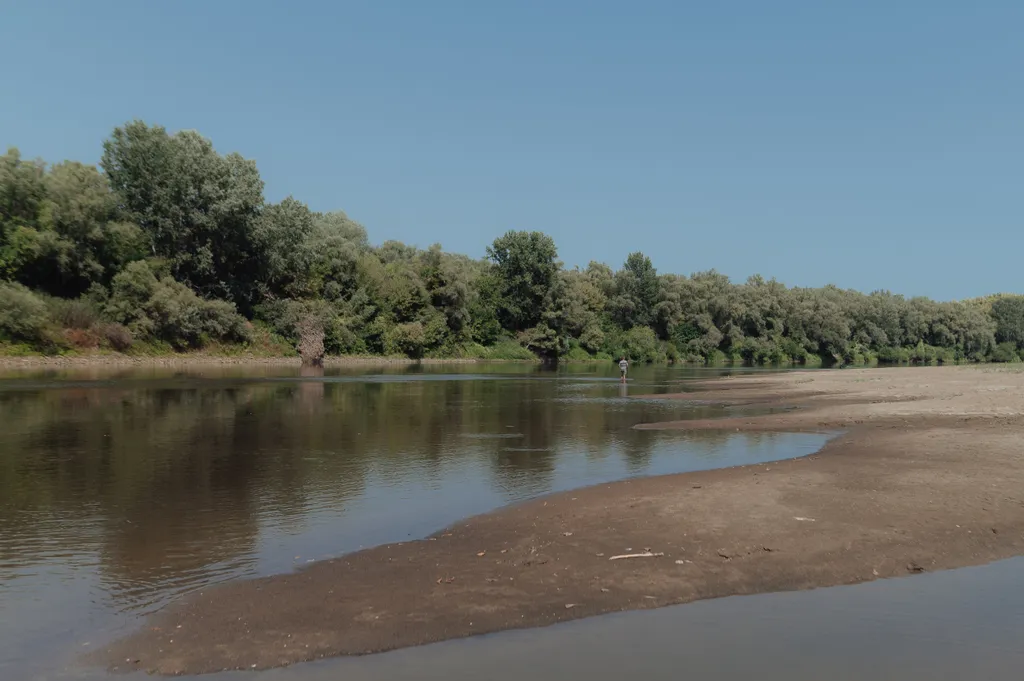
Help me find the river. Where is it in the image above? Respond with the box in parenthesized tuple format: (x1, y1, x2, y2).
(0, 363, 1020, 680)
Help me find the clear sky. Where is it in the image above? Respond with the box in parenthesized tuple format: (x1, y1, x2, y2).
(2, 1, 1021, 300)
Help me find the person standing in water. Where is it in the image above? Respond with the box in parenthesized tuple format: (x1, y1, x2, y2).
(618, 356, 629, 382)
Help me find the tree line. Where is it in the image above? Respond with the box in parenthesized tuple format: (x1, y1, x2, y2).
(1, 121, 1022, 364)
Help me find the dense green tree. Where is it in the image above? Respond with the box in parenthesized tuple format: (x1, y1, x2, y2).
(0, 148, 46, 232)
(254, 197, 317, 299)
(418, 245, 478, 342)
(101, 121, 264, 308)
(548, 268, 606, 352)
(1, 122, 1020, 364)
(485, 230, 559, 331)
(610, 252, 660, 328)
(991, 296, 1024, 350)
(0, 150, 144, 295)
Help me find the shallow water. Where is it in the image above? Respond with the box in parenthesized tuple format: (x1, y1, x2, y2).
(0, 363, 827, 680)
(217, 557, 1024, 681)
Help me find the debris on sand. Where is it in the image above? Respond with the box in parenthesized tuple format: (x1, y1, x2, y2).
(609, 552, 664, 560)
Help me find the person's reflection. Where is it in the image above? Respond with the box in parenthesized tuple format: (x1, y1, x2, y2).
(618, 381, 628, 399)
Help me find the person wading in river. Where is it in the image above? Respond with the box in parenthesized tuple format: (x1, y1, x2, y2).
(619, 356, 629, 382)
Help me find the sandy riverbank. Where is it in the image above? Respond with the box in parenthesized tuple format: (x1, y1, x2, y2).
(92, 366, 1024, 675)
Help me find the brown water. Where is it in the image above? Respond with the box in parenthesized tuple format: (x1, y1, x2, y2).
(0, 362, 828, 680)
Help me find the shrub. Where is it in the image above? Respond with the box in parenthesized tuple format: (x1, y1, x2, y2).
(0, 283, 52, 345)
(64, 327, 101, 349)
(877, 346, 911, 364)
(991, 342, 1020, 363)
(480, 339, 535, 360)
(660, 340, 680, 363)
(517, 323, 564, 358)
(739, 337, 789, 365)
(47, 296, 102, 330)
(102, 323, 134, 351)
(384, 321, 426, 357)
(621, 326, 659, 363)
(579, 324, 604, 353)
(562, 344, 594, 362)
(705, 349, 728, 365)
(106, 261, 251, 349)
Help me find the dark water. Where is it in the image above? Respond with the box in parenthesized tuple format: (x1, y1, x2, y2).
(0, 363, 825, 680)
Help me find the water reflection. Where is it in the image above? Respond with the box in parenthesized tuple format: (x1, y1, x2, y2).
(0, 364, 821, 680)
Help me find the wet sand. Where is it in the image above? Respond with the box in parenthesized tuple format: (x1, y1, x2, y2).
(93, 366, 1024, 675)
(233, 557, 1024, 681)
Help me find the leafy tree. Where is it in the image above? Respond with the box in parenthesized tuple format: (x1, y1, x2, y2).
(0, 282, 52, 345)
(101, 121, 264, 308)
(105, 260, 250, 348)
(991, 296, 1024, 350)
(2, 122, 1021, 364)
(612, 252, 659, 327)
(548, 268, 606, 352)
(418, 245, 477, 342)
(485, 230, 559, 331)
(254, 196, 317, 299)
(0, 148, 46, 231)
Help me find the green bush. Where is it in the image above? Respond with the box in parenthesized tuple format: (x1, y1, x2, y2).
(483, 339, 536, 360)
(579, 324, 604, 354)
(516, 323, 564, 357)
(0, 283, 53, 346)
(660, 340, 680, 363)
(877, 346, 911, 364)
(46, 296, 102, 330)
(105, 261, 251, 349)
(704, 349, 728, 365)
(738, 337, 789, 365)
(384, 321, 426, 357)
(562, 344, 595, 362)
(991, 342, 1020, 363)
(449, 338, 536, 360)
(621, 326, 659, 363)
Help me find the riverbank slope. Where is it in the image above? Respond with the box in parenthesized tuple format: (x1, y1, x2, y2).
(94, 366, 1024, 675)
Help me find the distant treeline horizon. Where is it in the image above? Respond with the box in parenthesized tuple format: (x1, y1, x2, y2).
(2, 121, 1023, 365)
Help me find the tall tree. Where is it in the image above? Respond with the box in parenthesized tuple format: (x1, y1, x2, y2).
(485, 230, 559, 331)
(254, 196, 317, 299)
(991, 296, 1024, 350)
(101, 121, 264, 308)
(611, 251, 660, 328)
(0, 148, 47, 280)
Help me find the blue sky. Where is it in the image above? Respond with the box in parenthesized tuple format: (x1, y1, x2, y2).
(2, 1, 1021, 300)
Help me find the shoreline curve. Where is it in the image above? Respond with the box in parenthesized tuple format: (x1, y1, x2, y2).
(90, 366, 1024, 675)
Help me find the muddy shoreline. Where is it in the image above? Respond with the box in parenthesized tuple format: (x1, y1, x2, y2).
(91, 367, 1024, 675)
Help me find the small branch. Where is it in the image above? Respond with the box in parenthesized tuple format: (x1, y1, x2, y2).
(608, 552, 664, 560)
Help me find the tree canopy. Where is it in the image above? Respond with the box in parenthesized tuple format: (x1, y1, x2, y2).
(1, 122, 1021, 365)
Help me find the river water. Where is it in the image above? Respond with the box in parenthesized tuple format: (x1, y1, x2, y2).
(0, 363, 1021, 680)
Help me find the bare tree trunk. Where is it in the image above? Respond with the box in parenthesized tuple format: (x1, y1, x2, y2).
(296, 315, 325, 367)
